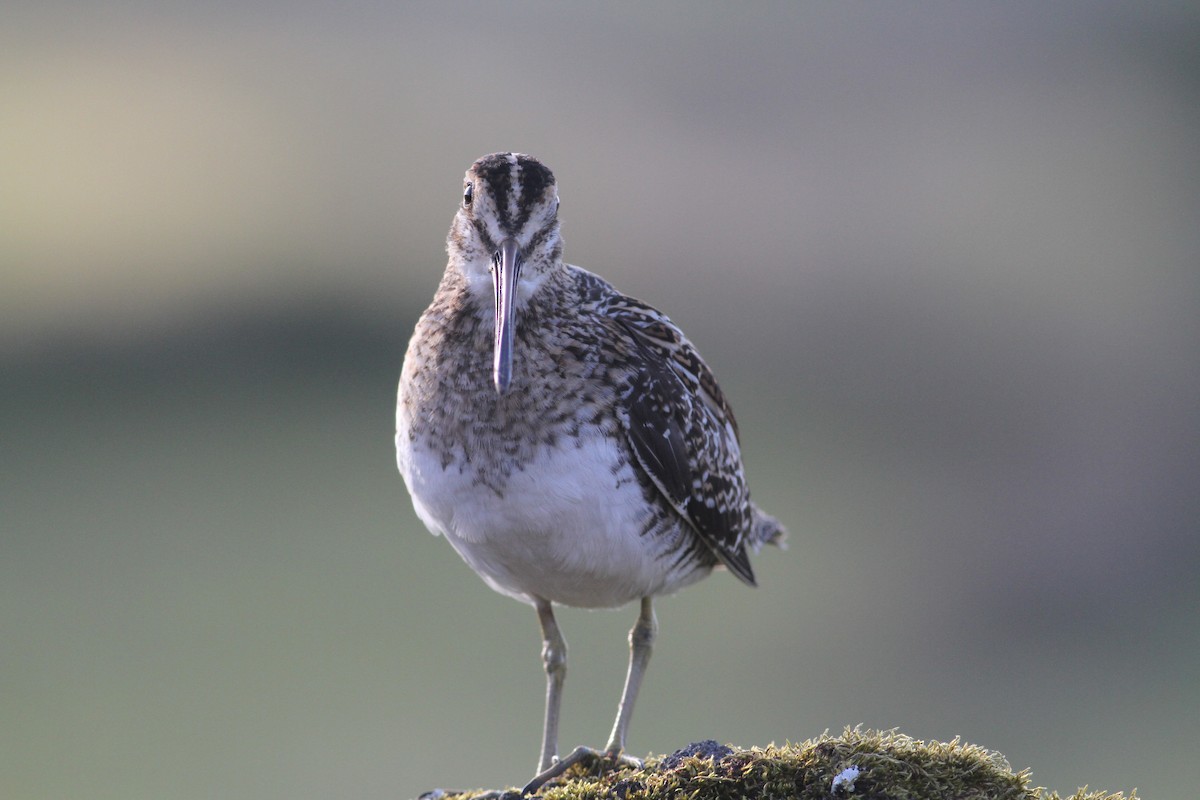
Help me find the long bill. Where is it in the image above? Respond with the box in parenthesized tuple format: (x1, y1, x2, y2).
(492, 237, 521, 394)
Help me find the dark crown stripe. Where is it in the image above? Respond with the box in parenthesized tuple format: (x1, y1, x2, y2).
(473, 153, 517, 230)
(514, 155, 555, 230)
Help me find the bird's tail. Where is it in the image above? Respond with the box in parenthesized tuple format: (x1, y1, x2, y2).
(748, 503, 787, 551)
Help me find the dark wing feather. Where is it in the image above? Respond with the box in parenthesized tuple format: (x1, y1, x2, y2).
(604, 294, 757, 586)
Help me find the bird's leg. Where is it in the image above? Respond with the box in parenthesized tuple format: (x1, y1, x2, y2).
(520, 598, 655, 795)
(419, 602, 571, 800)
(605, 596, 657, 755)
(534, 597, 567, 775)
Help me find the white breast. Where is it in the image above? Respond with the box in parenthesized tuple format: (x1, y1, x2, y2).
(397, 430, 702, 608)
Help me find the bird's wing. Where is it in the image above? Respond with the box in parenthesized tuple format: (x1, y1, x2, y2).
(600, 292, 757, 586)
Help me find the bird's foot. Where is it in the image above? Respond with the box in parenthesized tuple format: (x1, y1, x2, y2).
(521, 746, 642, 796)
(419, 790, 521, 800)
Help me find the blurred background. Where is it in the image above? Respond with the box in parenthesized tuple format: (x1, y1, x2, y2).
(3, 2, 1198, 798)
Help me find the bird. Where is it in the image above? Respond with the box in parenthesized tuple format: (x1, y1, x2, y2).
(395, 152, 785, 793)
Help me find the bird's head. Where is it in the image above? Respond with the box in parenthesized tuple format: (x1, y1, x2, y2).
(447, 152, 563, 394)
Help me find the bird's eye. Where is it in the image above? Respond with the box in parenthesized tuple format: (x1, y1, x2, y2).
(463, 182, 474, 208)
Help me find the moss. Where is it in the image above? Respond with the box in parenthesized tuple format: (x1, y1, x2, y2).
(425, 728, 1135, 800)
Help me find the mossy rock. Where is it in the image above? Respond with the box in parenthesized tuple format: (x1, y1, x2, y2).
(424, 728, 1134, 800)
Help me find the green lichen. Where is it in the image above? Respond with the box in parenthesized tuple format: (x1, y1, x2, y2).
(426, 728, 1135, 800)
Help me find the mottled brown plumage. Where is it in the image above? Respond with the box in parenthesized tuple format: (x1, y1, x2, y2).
(396, 153, 784, 791)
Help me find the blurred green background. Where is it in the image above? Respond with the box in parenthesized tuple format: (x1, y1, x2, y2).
(3, 3, 1198, 799)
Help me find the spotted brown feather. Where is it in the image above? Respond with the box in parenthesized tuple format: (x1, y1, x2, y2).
(396, 152, 785, 785)
(601, 292, 758, 585)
